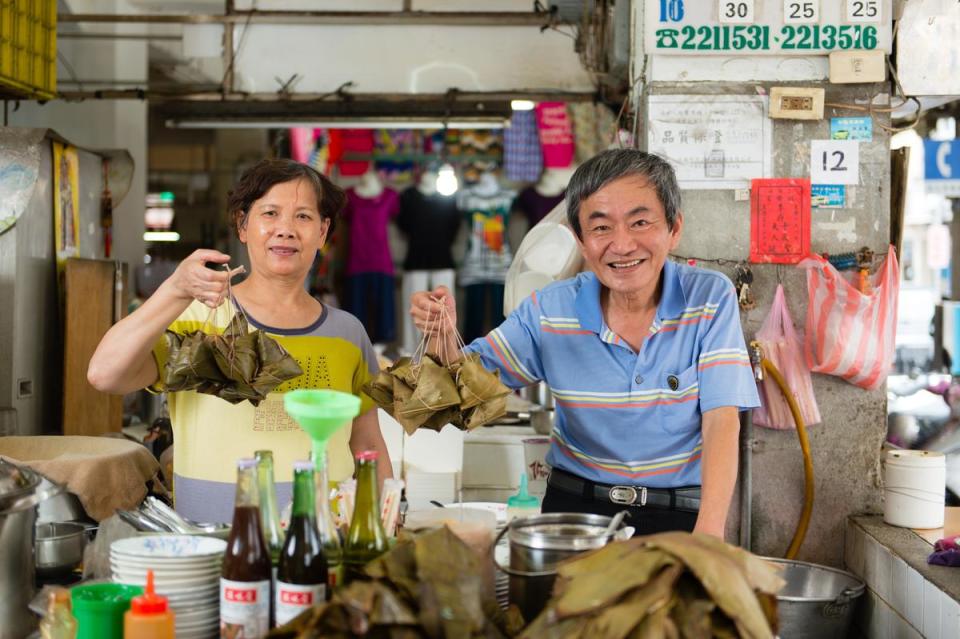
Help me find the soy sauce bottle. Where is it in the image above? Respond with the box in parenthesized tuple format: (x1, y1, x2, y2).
(275, 461, 328, 625)
(221, 458, 271, 638)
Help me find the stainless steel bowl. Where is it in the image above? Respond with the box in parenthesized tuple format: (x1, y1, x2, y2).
(35, 522, 87, 577)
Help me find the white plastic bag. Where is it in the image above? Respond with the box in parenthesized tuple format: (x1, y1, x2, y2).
(800, 245, 899, 390)
(753, 285, 822, 430)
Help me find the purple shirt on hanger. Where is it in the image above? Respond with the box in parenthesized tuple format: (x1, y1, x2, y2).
(513, 186, 565, 227)
(343, 188, 400, 276)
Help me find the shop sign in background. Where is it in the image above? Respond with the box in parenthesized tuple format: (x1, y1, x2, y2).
(644, 0, 893, 55)
(647, 95, 772, 190)
(925, 138, 960, 197)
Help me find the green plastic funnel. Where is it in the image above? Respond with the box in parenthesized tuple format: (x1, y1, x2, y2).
(284, 389, 361, 470)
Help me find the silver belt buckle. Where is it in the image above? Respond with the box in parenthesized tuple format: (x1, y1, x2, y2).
(609, 485, 647, 506)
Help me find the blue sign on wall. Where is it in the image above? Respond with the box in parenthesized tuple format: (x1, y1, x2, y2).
(811, 184, 845, 208)
(925, 139, 960, 196)
(831, 117, 872, 141)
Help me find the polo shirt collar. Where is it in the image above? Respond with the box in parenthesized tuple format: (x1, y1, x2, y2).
(573, 259, 688, 335)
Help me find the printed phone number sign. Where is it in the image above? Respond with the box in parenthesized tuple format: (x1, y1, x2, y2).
(644, 0, 892, 55)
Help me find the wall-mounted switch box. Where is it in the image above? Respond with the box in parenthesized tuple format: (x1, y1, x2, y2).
(769, 87, 825, 120)
(829, 50, 886, 83)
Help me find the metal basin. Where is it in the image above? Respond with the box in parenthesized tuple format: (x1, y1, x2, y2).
(35, 522, 87, 577)
(764, 557, 865, 639)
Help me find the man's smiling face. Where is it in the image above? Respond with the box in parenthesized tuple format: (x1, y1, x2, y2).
(576, 174, 683, 300)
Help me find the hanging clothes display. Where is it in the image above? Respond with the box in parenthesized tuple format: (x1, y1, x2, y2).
(342, 185, 400, 343)
(535, 102, 575, 168)
(328, 129, 375, 177)
(396, 184, 462, 354)
(513, 185, 565, 228)
(504, 109, 543, 182)
(458, 173, 516, 343)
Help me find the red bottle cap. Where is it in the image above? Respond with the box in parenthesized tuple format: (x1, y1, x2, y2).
(130, 569, 169, 615)
(355, 450, 379, 462)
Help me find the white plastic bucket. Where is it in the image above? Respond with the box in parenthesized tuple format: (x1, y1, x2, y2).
(883, 450, 945, 529)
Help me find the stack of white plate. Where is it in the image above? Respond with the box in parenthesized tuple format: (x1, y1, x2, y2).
(111, 535, 226, 639)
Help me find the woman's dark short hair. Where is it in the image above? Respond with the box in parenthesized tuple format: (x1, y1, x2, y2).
(227, 159, 346, 238)
(565, 149, 682, 238)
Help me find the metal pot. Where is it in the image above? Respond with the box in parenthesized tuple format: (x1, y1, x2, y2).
(529, 408, 555, 435)
(764, 557, 865, 639)
(36, 477, 88, 524)
(493, 512, 625, 622)
(0, 459, 62, 639)
(35, 522, 87, 577)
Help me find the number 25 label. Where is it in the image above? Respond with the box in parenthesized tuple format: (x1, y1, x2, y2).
(811, 140, 859, 185)
(783, 0, 819, 24)
(847, 0, 880, 23)
(719, 0, 755, 24)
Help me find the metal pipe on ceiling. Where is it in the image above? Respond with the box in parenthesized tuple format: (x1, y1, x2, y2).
(57, 32, 181, 40)
(57, 11, 553, 27)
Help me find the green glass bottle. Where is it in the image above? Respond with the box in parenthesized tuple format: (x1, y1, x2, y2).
(254, 450, 284, 571)
(312, 451, 344, 590)
(342, 451, 388, 583)
(276, 461, 328, 625)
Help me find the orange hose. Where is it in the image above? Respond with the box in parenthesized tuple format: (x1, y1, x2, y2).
(760, 358, 814, 559)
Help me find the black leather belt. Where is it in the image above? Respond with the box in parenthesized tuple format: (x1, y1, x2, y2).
(548, 468, 701, 512)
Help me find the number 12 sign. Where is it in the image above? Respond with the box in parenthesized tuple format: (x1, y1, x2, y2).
(810, 140, 860, 185)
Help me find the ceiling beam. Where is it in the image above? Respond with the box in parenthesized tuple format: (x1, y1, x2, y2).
(55, 90, 596, 103)
(57, 10, 554, 27)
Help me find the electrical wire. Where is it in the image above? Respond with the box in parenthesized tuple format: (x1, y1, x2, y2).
(822, 16, 921, 133)
(57, 51, 83, 95)
(220, 2, 256, 94)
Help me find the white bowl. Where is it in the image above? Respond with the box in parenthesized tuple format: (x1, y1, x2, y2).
(111, 535, 226, 559)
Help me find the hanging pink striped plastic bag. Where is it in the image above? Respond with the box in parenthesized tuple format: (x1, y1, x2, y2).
(753, 285, 822, 430)
(799, 245, 899, 390)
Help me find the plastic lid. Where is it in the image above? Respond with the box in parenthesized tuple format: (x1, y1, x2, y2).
(130, 569, 168, 615)
(237, 458, 257, 469)
(355, 450, 379, 462)
(293, 460, 314, 472)
(507, 474, 540, 509)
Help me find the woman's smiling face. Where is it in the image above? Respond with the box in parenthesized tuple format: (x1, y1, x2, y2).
(238, 178, 330, 280)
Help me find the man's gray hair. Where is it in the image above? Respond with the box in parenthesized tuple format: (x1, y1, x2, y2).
(565, 149, 682, 238)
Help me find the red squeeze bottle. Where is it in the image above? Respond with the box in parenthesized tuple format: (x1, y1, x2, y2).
(123, 569, 176, 639)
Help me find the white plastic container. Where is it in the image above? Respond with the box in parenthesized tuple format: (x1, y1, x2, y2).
(883, 449, 945, 529)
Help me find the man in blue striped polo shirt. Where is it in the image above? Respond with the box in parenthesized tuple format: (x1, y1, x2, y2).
(410, 149, 760, 538)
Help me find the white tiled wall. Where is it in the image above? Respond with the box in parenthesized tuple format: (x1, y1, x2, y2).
(846, 520, 960, 638)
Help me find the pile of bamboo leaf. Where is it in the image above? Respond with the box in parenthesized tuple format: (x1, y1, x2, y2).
(268, 526, 523, 639)
(520, 532, 785, 639)
(163, 311, 302, 405)
(364, 353, 510, 435)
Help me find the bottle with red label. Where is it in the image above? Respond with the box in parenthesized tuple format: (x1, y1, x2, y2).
(275, 460, 328, 625)
(342, 450, 388, 583)
(221, 458, 272, 638)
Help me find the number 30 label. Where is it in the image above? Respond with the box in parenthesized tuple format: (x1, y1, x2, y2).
(846, 0, 880, 23)
(811, 140, 860, 185)
(783, 0, 819, 24)
(719, 0, 755, 23)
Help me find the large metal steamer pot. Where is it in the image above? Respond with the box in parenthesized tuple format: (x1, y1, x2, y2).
(493, 513, 624, 622)
(0, 459, 62, 639)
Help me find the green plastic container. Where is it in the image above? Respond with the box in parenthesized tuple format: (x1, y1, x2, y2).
(71, 583, 143, 639)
